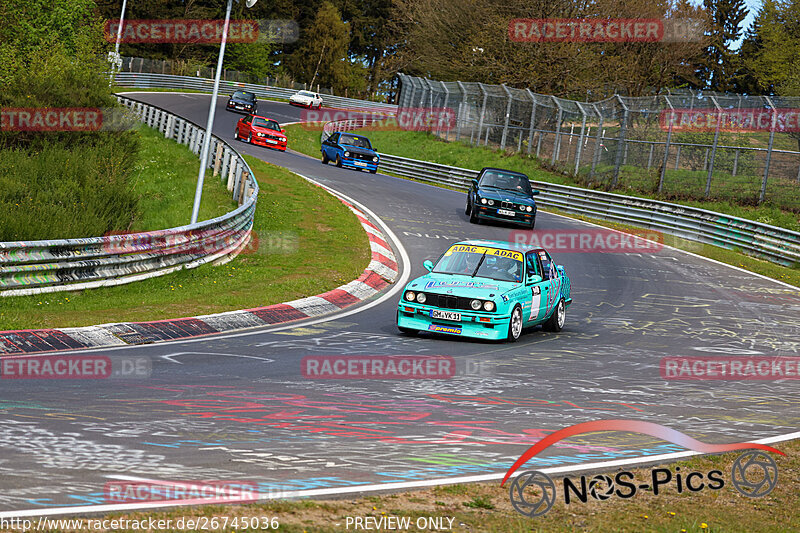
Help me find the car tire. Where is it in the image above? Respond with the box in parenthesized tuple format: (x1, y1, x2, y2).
(543, 298, 566, 332)
(506, 305, 523, 342)
(246, 132, 252, 144)
(528, 216, 536, 230)
(322, 151, 329, 164)
(234, 127, 240, 140)
(369, 168, 377, 174)
(465, 197, 472, 215)
(469, 205, 480, 224)
(335, 155, 342, 168)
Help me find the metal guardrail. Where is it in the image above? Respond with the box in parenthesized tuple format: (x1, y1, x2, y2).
(114, 72, 398, 114)
(0, 97, 259, 297)
(323, 118, 799, 266)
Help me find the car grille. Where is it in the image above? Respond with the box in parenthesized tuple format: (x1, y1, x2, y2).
(422, 293, 472, 310)
(352, 153, 373, 161)
(500, 201, 513, 209)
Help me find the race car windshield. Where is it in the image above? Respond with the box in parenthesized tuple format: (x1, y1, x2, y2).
(479, 171, 533, 195)
(340, 135, 372, 149)
(433, 246, 523, 283)
(232, 91, 255, 101)
(298, 91, 315, 97)
(253, 118, 281, 131)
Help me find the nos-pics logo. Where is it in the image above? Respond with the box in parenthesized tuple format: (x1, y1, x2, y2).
(501, 420, 783, 517)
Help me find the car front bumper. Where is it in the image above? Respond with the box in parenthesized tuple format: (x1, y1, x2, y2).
(227, 104, 254, 113)
(474, 205, 535, 226)
(342, 158, 378, 171)
(397, 303, 510, 340)
(251, 135, 287, 149)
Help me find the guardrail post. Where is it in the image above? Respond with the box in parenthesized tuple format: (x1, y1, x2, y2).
(551, 96, 563, 165)
(611, 95, 629, 188)
(476, 83, 488, 147)
(456, 81, 467, 141)
(213, 143, 224, 176)
(238, 171, 249, 205)
(659, 96, 675, 193)
(704, 96, 722, 198)
(574, 102, 588, 176)
(760, 96, 777, 204)
(525, 89, 537, 155)
(500, 84, 513, 150)
(227, 159, 237, 191)
(590, 103, 604, 182)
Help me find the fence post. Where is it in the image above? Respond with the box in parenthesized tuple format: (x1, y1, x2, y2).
(425, 78, 436, 111)
(526, 89, 537, 155)
(439, 81, 450, 138)
(590, 103, 604, 182)
(611, 95, 629, 188)
(500, 84, 513, 150)
(476, 83, 488, 147)
(418, 78, 428, 108)
(704, 96, 722, 198)
(456, 81, 467, 142)
(760, 96, 777, 204)
(213, 143, 223, 176)
(574, 102, 588, 176)
(659, 96, 674, 193)
(551, 96, 563, 165)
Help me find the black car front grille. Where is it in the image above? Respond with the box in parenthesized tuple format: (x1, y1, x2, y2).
(422, 293, 472, 310)
(351, 152, 373, 161)
(500, 201, 513, 209)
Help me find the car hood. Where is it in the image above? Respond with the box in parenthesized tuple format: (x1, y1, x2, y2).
(406, 274, 521, 299)
(477, 188, 535, 205)
(340, 143, 377, 156)
(291, 94, 313, 100)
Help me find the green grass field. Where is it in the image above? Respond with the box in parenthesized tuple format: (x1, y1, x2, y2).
(0, 141, 369, 330)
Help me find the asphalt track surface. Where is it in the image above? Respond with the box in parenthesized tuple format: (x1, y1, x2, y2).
(1, 93, 799, 515)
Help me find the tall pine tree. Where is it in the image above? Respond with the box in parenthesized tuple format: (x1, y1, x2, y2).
(697, 0, 748, 91)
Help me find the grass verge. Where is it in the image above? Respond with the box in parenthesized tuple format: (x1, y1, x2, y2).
(284, 124, 800, 232)
(0, 154, 370, 330)
(19, 438, 798, 532)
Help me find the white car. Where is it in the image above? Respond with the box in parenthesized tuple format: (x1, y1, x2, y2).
(289, 90, 323, 109)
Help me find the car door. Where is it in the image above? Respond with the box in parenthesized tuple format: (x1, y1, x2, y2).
(537, 250, 561, 320)
(323, 132, 339, 159)
(238, 115, 251, 136)
(523, 252, 550, 324)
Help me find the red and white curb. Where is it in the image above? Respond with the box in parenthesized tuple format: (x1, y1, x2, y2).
(0, 185, 399, 355)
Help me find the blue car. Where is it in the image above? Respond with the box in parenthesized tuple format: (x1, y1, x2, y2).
(321, 132, 380, 173)
(465, 167, 539, 229)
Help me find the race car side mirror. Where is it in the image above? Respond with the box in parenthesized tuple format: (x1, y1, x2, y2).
(423, 260, 434, 272)
(527, 274, 542, 285)
(531, 190, 540, 196)
(471, 179, 479, 189)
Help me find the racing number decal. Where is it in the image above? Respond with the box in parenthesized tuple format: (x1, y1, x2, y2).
(529, 286, 541, 320)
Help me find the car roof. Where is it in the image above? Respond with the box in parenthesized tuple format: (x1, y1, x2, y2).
(248, 114, 280, 123)
(479, 167, 530, 178)
(333, 132, 369, 139)
(233, 91, 255, 97)
(452, 239, 544, 254)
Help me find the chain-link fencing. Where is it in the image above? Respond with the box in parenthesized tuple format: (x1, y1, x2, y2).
(397, 74, 800, 213)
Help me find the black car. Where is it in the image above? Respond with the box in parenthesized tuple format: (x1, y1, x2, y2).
(465, 167, 539, 229)
(226, 91, 257, 114)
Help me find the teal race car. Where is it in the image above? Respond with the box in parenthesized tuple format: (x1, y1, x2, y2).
(396, 240, 572, 342)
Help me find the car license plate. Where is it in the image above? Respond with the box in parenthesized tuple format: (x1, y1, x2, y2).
(498, 208, 515, 216)
(236, 105, 244, 109)
(266, 139, 277, 144)
(354, 161, 367, 167)
(430, 309, 461, 321)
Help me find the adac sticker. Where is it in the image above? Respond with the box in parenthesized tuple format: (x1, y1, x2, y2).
(444, 245, 523, 262)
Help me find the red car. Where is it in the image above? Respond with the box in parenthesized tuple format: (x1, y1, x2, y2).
(234, 114, 287, 151)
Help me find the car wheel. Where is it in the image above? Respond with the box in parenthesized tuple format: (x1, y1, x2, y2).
(246, 132, 252, 144)
(369, 168, 377, 174)
(335, 155, 342, 168)
(321, 151, 329, 164)
(234, 127, 240, 140)
(465, 197, 472, 215)
(506, 305, 523, 342)
(469, 205, 480, 224)
(528, 215, 536, 230)
(543, 298, 566, 332)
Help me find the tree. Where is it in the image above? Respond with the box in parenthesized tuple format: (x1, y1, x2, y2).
(696, 0, 748, 91)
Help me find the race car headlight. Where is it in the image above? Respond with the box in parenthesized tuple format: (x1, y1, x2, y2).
(416, 292, 426, 304)
(405, 291, 415, 302)
(519, 205, 526, 210)
(344, 151, 350, 158)
(480, 198, 487, 205)
(372, 156, 379, 162)
(470, 299, 482, 310)
(488, 200, 495, 206)
(483, 301, 495, 312)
